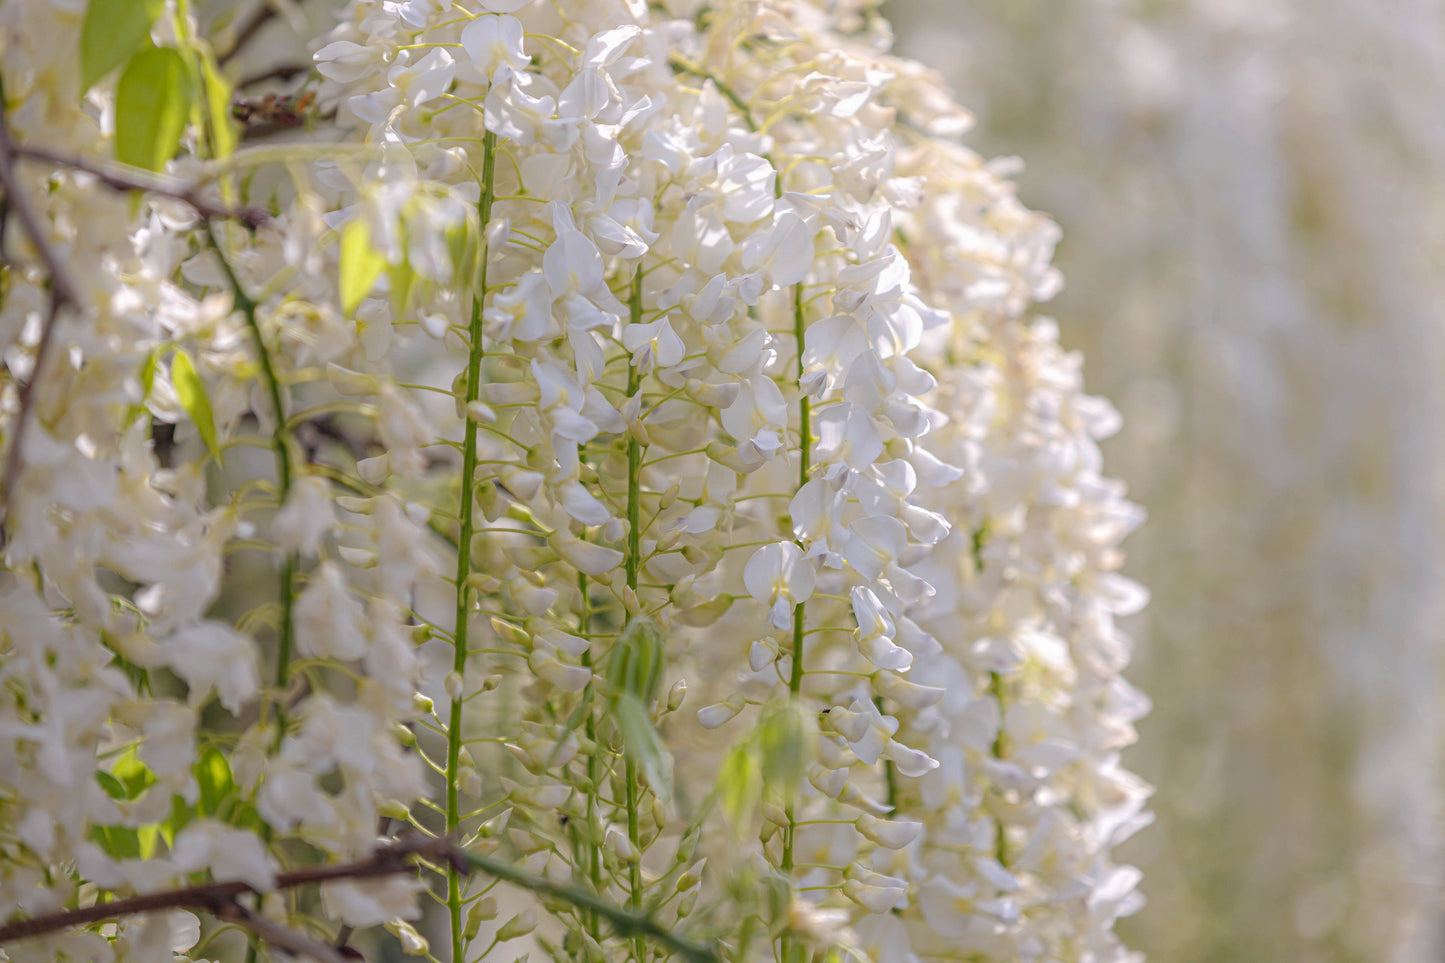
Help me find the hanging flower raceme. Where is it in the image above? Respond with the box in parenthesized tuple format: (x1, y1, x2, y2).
(0, 0, 1148, 960)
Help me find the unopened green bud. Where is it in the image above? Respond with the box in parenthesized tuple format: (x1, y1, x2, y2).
(666, 678, 688, 712)
(496, 909, 537, 942)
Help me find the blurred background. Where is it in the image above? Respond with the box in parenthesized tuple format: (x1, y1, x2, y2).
(887, 1, 1445, 960)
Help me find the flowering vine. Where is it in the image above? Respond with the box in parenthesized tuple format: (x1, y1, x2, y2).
(0, 1, 1149, 962)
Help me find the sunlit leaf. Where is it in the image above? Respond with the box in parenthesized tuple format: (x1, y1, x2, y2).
(80, 0, 164, 91)
(88, 824, 141, 860)
(170, 347, 220, 462)
(613, 691, 673, 803)
(115, 46, 192, 172)
(389, 252, 418, 318)
(608, 616, 664, 704)
(340, 217, 387, 316)
(756, 701, 811, 804)
(109, 747, 156, 801)
(194, 747, 233, 816)
(199, 52, 237, 158)
(136, 822, 161, 860)
(719, 742, 760, 832)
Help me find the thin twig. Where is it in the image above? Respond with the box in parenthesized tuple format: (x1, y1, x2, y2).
(0, 835, 453, 946)
(217, 902, 353, 963)
(0, 837, 723, 963)
(10, 143, 269, 229)
(0, 102, 86, 528)
(236, 63, 311, 90)
(218, 3, 279, 68)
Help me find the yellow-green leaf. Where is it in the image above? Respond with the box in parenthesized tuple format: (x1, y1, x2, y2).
(389, 253, 417, 317)
(719, 742, 760, 832)
(614, 692, 673, 803)
(80, 0, 164, 91)
(340, 217, 386, 316)
(170, 348, 220, 462)
(136, 822, 161, 860)
(756, 702, 811, 804)
(199, 52, 237, 159)
(608, 616, 665, 704)
(115, 46, 192, 172)
(138, 350, 158, 399)
(194, 747, 233, 816)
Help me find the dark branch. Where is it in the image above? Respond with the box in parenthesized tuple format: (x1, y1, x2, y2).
(0, 837, 723, 963)
(0, 835, 453, 946)
(10, 143, 269, 229)
(236, 63, 311, 90)
(217, 902, 354, 963)
(0, 103, 87, 526)
(218, 4, 279, 68)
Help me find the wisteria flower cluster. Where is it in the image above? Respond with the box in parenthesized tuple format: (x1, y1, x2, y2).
(0, 0, 1150, 961)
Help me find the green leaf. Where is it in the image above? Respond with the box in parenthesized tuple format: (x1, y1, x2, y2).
(447, 217, 479, 287)
(340, 217, 386, 316)
(165, 791, 195, 845)
(138, 347, 160, 401)
(613, 692, 673, 803)
(388, 252, 418, 318)
(88, 824, 141, 860)
(170, 347, 220, 462)
(608, 617, 665, 704)
(80, 0, 164, 91)
(109, 747, 157, 800)
(718, 742, 760, 832)
(136, 822, 161, 860)
(115, 46, 192, 172)
(194, 747, 233, 816)
(94, 770, 127, 801)
(756, 702, 811, 803)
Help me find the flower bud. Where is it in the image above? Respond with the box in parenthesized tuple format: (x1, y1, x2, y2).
(808, 765, 849, 799)
(856, 813, 924, 849)
(697, 694, 746, 729)
(464, 896, 497, 940)
(379, 800, 412, 821)
(496, 909, 537, 942)
(606, 825, 639, 862)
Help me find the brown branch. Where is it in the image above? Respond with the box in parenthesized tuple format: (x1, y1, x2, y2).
(10, 143, 270, 229)
(217, 901, 354, 963)
(218, 3, 279, 68)
(0, 834, 454, 946)
(0, 835, 722, 963)
(236, 63, 311, 90)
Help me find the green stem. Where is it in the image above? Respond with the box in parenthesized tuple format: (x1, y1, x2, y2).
(779, 283, 810, 962)
(973, 523, 1009, 866)
(989, 669, 1009, 866)
(206, 227, 295, 741)
(579, 570, 603, 942)
(625, 270, 643, 593)
(876, 695, 899, 810)
(447, 129, 497, 963)
(207, 226, 297, 963)
(623, 267, 646, 962)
